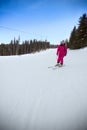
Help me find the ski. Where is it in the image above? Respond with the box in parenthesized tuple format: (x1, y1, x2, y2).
(48, 64, 64, 69)
(48, 64, 59, 69)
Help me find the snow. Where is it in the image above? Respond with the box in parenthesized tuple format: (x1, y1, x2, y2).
(0, 48, 87, 130)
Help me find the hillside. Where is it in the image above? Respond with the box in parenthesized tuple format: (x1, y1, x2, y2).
(0, 48, 87, 130)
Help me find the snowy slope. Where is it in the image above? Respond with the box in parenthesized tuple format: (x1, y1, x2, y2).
(0, 48, 87, 130)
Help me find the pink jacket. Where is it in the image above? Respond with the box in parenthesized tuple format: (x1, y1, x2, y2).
(57, 45, 67, 57)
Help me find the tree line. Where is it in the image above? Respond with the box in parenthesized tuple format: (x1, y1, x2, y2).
(0, 39, 51, 56)
(68, 13, 87, 49)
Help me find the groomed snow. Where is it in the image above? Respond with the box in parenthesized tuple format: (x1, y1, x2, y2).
(0, 48, 87, 130)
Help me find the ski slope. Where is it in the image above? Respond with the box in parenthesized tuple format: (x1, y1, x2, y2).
(0, 48, 87, 130)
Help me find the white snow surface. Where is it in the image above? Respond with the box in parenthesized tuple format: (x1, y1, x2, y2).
(0, 48, 87, 130)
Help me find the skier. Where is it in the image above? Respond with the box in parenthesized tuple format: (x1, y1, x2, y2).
(56, 41, 67, 67)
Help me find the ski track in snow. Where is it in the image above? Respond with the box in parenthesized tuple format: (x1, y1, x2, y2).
(0, 48, 87, 130)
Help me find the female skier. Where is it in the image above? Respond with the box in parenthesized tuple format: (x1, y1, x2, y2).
(56, 41, 67, 67)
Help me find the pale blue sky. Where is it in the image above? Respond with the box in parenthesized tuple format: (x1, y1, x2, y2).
(0, 0, 87, 44)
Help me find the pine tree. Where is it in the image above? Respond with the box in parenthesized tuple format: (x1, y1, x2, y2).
(77, 13, 87, 48)
(69, 13, 87, 49)
(69, 26, 78, 49)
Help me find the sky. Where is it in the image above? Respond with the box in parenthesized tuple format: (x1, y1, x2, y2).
(0, 48, 87, 130)
(0, 0, 87, 44)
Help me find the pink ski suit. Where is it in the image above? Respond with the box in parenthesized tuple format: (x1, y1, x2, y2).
(56, 44, 67, 65)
